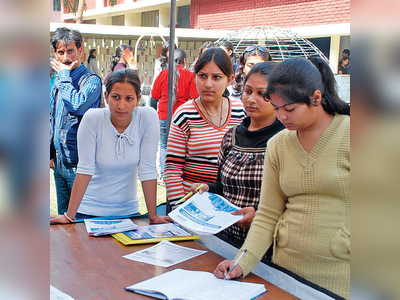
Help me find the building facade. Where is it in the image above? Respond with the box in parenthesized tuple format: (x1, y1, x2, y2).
(50, 0, 62, 22)
(52, 0, 350, 87)
(190, 0, 350, 30)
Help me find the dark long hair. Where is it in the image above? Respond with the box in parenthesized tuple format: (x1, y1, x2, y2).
(233, 46, 272, 96)
(108, 44, 132, 73)
(194, 47, 233, 98)
(159, 40, 177, 70)
(105, 69, 141, 99)
(87, 49, 96, 64)
(220, 41, 239, 71)
(198, 41, 215, 56)
(265, 57, 350, 116)
(171, 49, 188, 104)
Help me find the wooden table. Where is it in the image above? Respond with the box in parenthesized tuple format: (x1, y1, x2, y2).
(50, 219, 300, 300)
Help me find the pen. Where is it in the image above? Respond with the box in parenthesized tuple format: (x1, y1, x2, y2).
(224, 249, 247, 279)
(175, 184, 204, 205)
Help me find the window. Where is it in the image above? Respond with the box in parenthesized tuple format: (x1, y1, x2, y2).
(112, 15, 125, 26)
(307, 37, 331, 60)
(177, 5, 190, 28)
(53, 0, 61, 11)
(141, 10, 159, 27)
(83, 19, 96, 25)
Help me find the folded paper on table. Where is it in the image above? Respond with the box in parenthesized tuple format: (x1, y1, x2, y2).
(126, 268, 267, 300)
(112, 223, 199, 245)
(168, 192, 243, 235)
(84, 218, 139, 236)
(123, 240, 207, 268)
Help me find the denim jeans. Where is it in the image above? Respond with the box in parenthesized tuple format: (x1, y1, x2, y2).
(159, 119, 168, 178)
(53, 157, 77, 214)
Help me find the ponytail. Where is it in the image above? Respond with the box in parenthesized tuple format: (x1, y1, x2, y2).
(108, 55, 120, 73)
(160, 40, 177, 70)
(308, 57, 350, 116)
(108, 44, 132, 73)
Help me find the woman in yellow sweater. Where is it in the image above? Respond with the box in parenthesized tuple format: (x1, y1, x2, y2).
(214, 57, 350, 299)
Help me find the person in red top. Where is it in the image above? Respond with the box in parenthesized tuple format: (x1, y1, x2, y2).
(151, 48, 199, 183)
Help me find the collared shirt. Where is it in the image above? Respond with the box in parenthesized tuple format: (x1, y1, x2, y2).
(50, 63, 101, 151)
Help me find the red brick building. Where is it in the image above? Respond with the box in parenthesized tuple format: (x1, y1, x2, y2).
(191, 0, 350, 30)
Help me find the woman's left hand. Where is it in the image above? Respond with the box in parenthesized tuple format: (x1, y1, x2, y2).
(50, 214, 73, 224)
(149, 215, 173, 224)
(232, 207, 256, 229)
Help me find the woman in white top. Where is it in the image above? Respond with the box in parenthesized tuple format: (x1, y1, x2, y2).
(86, 49, 101, 77)
(50, 69, 172, 224)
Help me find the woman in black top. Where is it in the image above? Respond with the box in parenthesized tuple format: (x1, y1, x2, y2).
(190, 62, 285, 249)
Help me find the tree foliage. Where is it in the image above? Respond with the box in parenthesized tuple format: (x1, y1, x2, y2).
(62, 0, 118, 24)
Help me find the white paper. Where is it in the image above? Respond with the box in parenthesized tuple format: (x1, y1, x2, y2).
(84, 218, 139, 236)
(123, 239, 207, 268)
(50, 285, 75, 300)
(168, 192, 243, 235)
(126, 269, 267, 300)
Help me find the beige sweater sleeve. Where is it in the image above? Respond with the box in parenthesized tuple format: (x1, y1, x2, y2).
(236, 133, 288, 277)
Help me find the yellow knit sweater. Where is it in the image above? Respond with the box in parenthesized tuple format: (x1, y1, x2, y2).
(237, 114, 350, 299)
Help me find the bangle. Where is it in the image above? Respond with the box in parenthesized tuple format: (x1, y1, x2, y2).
(149, 215, 158, 223)
(64, 212, 76, 223)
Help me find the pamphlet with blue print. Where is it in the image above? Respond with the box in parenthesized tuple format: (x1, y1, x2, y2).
(168, 192, 243, 235)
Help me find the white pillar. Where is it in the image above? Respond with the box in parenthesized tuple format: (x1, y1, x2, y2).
(329, 35, 341, 74)
(158, 7, 170, 28)
(96, 16, 112, 25)
(125, 13, 142, 26)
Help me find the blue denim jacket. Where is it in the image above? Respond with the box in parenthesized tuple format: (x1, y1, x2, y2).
(50, 64, 101, 165)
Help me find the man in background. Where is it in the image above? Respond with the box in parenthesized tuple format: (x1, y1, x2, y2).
(50, 27, 102, 214)
(341, 49, 350, 74)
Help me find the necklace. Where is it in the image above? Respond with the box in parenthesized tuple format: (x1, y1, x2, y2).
(200, 97, 224, 127)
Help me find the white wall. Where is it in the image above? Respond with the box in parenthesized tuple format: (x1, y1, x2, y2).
(50, 0, 61, 23)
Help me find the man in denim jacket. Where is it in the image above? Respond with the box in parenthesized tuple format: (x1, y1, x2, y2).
(50, 27, 101, 214)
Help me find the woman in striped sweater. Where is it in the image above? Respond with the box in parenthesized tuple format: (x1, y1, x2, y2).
(164, 47, 246, 212)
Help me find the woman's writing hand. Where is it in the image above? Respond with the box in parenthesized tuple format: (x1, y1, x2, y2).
(232, 206, 256, 229)
(189, 183, 209, 194)
(214, 260, 243, 280)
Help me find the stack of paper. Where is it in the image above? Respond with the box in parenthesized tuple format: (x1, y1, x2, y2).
(84, 219, 139, 236)
(126, 268, 267, 300)
(113, 222, 199, 245)
(168, 192, 243, 235)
